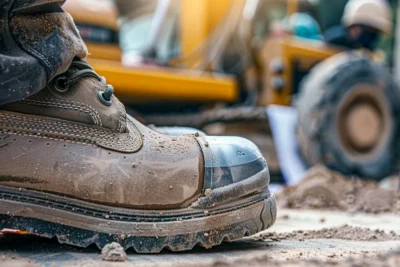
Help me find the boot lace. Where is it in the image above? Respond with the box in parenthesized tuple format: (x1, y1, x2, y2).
(53, 58, 114, 105)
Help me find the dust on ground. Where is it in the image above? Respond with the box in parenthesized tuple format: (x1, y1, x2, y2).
(205, 247, 400, 267)
(277, 165, 400, 213)
(258, 225, 400, 242)
(0, 253, 41, 267)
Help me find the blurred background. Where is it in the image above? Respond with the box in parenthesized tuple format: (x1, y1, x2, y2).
(63, 0, 400, 187)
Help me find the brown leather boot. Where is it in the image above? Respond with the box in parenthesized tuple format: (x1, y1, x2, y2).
(0, 59, 276, 253)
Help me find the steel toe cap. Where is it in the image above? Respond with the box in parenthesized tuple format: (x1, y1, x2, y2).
(196, 136, 269, 189)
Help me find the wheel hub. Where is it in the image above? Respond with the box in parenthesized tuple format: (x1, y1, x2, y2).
(345, 103, 381, 151)
(337, 85, 389, 156)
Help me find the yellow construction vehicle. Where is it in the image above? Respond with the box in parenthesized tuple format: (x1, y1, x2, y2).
(64, 0, 241, 105)
(65, 0, 399, 181)
(64, 0, 339, 106)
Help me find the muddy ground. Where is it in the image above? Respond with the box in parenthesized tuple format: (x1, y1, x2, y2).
(0, 165, 399, 267)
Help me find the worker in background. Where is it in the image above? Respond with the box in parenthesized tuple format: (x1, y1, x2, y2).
(324, 0, 392, 51)
(287, 13, 323, 41)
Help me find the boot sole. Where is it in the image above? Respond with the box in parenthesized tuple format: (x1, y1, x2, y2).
(0, 185, 276, 253)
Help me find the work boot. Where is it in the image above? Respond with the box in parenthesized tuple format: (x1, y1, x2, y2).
(0, 59, 276, 253)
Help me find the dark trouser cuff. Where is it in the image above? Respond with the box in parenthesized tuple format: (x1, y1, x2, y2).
(0, 0, 88, 105)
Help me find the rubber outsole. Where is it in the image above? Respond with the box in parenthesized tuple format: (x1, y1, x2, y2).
(0, 187, 276, 253)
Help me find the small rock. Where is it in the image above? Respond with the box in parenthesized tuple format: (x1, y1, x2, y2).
(102, 242, 127, 262)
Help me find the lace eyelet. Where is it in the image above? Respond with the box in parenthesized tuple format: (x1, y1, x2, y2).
(98, 91, 112, 106)
(54, 76, 69, 92)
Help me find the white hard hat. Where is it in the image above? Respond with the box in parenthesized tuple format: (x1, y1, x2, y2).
(342, 0, 392, 34)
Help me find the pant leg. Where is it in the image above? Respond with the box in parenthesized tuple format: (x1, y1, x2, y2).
(0, 0, 87, 105)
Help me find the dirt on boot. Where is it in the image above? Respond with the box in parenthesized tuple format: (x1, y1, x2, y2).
(277, 165, 400, 213)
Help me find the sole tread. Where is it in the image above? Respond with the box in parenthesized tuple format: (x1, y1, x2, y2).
(0, 195, 276, 253)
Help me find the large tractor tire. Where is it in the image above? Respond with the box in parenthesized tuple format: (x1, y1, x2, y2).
(296, 52, 400, 180)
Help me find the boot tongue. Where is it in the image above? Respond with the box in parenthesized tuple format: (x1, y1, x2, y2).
(2, 62, 128, 133)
